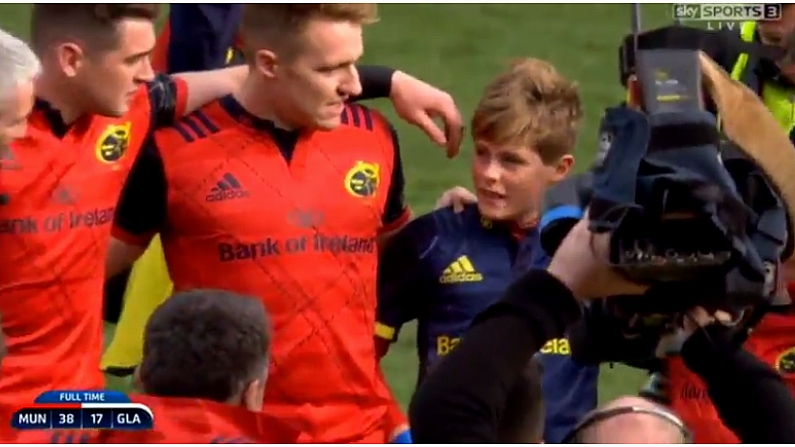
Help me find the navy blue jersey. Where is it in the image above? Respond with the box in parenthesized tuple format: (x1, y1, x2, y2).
(376, 204, 598, 443)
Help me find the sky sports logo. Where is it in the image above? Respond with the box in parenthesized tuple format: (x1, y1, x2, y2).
(673, 3, 782, 21)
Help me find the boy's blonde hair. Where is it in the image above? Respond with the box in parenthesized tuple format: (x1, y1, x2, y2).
(472, 58, 582, 164)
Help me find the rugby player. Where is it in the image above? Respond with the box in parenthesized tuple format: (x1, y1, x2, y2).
(102, 2, 464, 378)
(3, 2, 461, 407)
(0, 4, 251, 405)
(107, 4, 420, 442)
(3, 290, 301, 443)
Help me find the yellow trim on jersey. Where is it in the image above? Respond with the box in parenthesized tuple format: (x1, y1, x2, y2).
(375, 322, 397, 341)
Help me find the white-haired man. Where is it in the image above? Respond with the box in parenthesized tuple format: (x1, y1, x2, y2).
(0, 27, 39, 147)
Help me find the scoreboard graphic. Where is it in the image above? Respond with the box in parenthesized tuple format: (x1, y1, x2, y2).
(12, 390, 153, 431)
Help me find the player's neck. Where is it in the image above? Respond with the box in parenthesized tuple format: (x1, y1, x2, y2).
(235, 77, 300, 131)
(34, 74, 87, 125)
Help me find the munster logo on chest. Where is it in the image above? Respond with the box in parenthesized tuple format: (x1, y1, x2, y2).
(344, 161, 380, 198)
(95, 122, 131, 166)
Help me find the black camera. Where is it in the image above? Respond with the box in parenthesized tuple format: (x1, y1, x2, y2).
(540, 40, 790, 365)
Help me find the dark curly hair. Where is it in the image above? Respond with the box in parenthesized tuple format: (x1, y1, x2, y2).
(139, 289, 271, 402)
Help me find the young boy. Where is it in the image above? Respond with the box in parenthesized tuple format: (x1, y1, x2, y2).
(375, 58, 598, 443)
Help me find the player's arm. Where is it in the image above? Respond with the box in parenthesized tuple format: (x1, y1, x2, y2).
(167, 66, 249, 119)
(107, 140, 167, 278)
(376, 219, 435, 358)
(146, 66, 393, 129)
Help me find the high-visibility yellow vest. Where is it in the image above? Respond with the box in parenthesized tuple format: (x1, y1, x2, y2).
(730, 21, 795, 133)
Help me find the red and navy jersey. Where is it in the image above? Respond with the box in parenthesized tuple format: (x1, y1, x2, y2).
(152, 4, 243, 74)
(376, 204, 598, 443)
(111, 96, 408, 442)
(0, 75, 187, 406)
(0, 396, 303, 443)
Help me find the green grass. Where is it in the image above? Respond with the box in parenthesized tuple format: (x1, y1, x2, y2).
(0, 4, 679, 407)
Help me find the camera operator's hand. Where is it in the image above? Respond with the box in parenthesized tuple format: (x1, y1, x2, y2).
(681, 307, 734, 338)
(547, 214, 649, 300)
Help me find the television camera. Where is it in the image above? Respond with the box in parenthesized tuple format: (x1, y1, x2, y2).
(539, 5, 795, 366)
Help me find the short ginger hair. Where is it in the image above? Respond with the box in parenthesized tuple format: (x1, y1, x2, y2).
(30, 4, 160, 52)
(239, 4, 378, 59)
(472, 58, 582, 164)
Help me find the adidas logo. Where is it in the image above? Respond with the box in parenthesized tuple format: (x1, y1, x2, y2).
(205, 173, 250, 202)
(439, 255, 483, 284)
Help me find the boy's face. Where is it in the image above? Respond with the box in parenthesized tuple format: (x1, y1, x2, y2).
(471, 139, 573, 224)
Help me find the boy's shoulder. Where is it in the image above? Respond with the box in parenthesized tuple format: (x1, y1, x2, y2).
(396, 204, 481, 258)
(410, 203, 481, 235)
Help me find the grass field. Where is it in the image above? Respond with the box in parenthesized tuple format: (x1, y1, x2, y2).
(0, 3, 679, 407)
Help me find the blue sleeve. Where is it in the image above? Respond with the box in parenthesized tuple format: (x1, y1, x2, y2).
(376, 217, 438, 342)
(166, 4, 242, 73)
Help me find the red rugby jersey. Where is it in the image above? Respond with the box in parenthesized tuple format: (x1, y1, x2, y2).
(0, 76, 187, 406)
(668, 307, 795, 443)
(103, 395, 302, 443)
(0, 395, 300, 443)
(112, 96, 409, 442)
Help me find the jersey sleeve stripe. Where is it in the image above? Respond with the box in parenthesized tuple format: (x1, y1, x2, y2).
(360, 105, 374, 131)
(375, 322, 397, 341)
(182, 116, 209, 140)
(380, 207, 412, 235)
(345, 103, 375, 131)
(173, 122, 197, 143)
(193, 110, 220, 133)
(340, 107, 350, 125)
(349, 103, 362, 127)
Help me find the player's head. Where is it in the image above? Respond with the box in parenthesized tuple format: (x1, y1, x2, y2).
(498, 360, 545, 443)
(138, 289, 271, 411)
(239, 4, 377, 130)
(0, 27, 39, 146)
(470, 58, 580, 225)
(566, 395, 691, 443)
(30, 4, 159, 118)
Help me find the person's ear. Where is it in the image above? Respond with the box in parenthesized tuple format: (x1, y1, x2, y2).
(55, 43, 86, 78)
